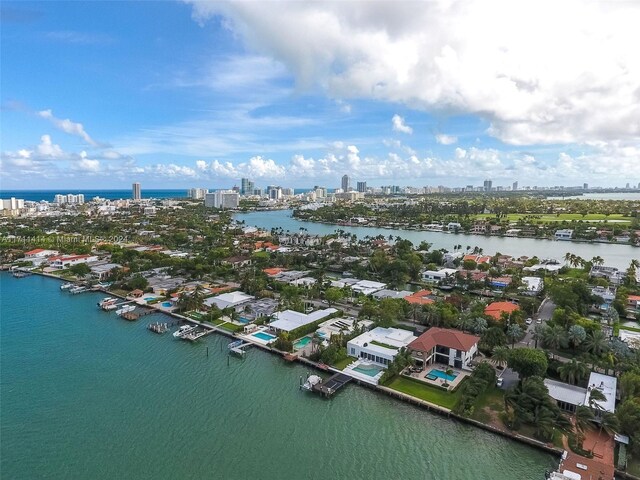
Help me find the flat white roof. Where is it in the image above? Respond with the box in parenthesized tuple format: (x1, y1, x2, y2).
(269, 308, 338, 332)
(544, 379, 587, 407)
(522, 276, 543, 290)
(586, 372, 617, 413)
(348, 327, 417, 353)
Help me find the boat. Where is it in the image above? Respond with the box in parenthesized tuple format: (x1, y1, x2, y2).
(97, 297, 115, 307)
(115, 305, 135, 316)
(60, 283, 74, 290)
(69, 286, 87, 294)
(173, 325, 197, 338)
(102, 303, 118, 311)
(301, 374, 323, 391)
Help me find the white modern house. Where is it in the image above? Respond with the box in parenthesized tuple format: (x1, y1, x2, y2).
(204, 291, 255, 311)
(347, 327, 417, 367)
(269, 308, 338, 334)
(422, 268, 457, 283)
(49, 254, 99, 270)
(555, 229, 574, 240)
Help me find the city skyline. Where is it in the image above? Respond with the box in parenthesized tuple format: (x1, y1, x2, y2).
(1, 1, 639, 189)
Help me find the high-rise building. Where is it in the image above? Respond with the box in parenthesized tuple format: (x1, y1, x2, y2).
(1, 197, 25, 210)
(356, 181, 367, 193)
(240, 178, 255, 196)
(512, 181, 518, 191)
(267, 185, 282, 201)
(341, 174, 350, 192)
(483, 179, 492, 192)
(132, 182, 141, 200)
(583, 183, 589, 190)
(188, 188, 208, 200)
(204, 190, 239, 209)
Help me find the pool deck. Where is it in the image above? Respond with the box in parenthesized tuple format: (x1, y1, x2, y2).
(403, 364, 469, 391)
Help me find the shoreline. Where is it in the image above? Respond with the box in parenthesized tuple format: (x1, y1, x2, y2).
(21, 271, 565, 462)
(290, 215, 639, 248)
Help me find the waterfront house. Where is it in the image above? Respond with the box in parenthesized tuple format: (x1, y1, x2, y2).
(347, 327, 417, 367)
(49, 254, 99, 270)
(421, 267, 457, 283)
(407, 327, 479, 370)
(554, 229, 573, 240)
(463, 254, 491, 264)
(90, 262, 122, 280)
(204, 291, 255, 311)
(315, 317, 373, 339)
(484, 301, 520, 320)
(269, 308, 338, 334)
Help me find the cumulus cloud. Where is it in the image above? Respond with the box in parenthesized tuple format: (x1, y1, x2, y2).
(392, 114, 413, 134)
(38, 109, 102, 147)
(435, 134, 457, 145)
(187, 0, 640, 146)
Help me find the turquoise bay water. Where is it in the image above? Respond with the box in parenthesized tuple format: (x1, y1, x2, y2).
(0, 273, 557, 479)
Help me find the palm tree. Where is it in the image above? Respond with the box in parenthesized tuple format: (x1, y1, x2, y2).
(598, 411, 619, 436)
(507, 324, 523, 347)
(574, 405, 595, 436)
(558, 359, 589, 385)
(542, 324, 567, 350)
(532, 324, 545, 349)
(589, 388, 607, 411)
(492, 346, 509, 368)
(583, 330, 609, 356)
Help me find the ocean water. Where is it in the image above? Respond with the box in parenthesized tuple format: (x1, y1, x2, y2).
(0, 273, 557, 479)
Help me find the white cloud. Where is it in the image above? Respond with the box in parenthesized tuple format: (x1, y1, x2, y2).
(187, 0, 640, 146)
(38, 110, 101, 147)
(435, 134, 457, 145)
(36, 134, 64, 158)
(392, 114, 413, 134)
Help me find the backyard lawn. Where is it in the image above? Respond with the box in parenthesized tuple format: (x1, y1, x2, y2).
(332, 356, 356, 370)
(471, 387, 505, 423)
(386, 376, 463, 409)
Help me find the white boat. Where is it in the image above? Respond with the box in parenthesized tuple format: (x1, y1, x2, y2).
(173, 325, 197, 338)
(60, 283, 73, 290)
(116, 304, 135, 316)
(102, 303, 118, 311)
(69, 286, 87, 294)
(97, 297, 116, 307)
(301, 374, 323, 391)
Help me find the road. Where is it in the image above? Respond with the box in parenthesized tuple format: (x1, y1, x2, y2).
(519, 297, 556, 347)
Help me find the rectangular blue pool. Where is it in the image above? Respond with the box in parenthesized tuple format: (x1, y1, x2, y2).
(252, 332, 276, 342)
(427, 368, 458, 382)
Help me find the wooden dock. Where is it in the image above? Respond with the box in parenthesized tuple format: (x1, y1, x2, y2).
(121, 309, 153, 321)
(311, 373, 352, 398)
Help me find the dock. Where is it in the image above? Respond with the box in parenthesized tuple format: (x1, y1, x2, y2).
(181, 327, 214, 342)
(228, 340, 252, 356)
(148, 319, 181, 334)
(121, 308, 153, 321)
(302, 372, 352, 398)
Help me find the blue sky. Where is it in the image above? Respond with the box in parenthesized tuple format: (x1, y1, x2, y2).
(1, 0, 639, 190)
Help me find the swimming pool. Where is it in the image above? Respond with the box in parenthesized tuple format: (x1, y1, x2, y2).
(352, 364, 384, 377)
(144, 297, 155, 301)
(252, 332, 276, 342)
(239, 316, 251, 324)
(427, 368, 458, 382)
(161, 301, 173, 308)
(293, 336, 312, 349)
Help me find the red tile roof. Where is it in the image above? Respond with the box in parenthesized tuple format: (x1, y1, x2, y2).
(404, 289, 434, 305)
(25, 248, 46, 255)
(484, 301, 520, 320)
(408, 327, 479, 353)
(263, 267, 286, 276)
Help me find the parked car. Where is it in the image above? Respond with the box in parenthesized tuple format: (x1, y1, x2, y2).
(496, 377, 504, 387)
(525, 318, 532, 325)
(536, 318, 542, 324)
